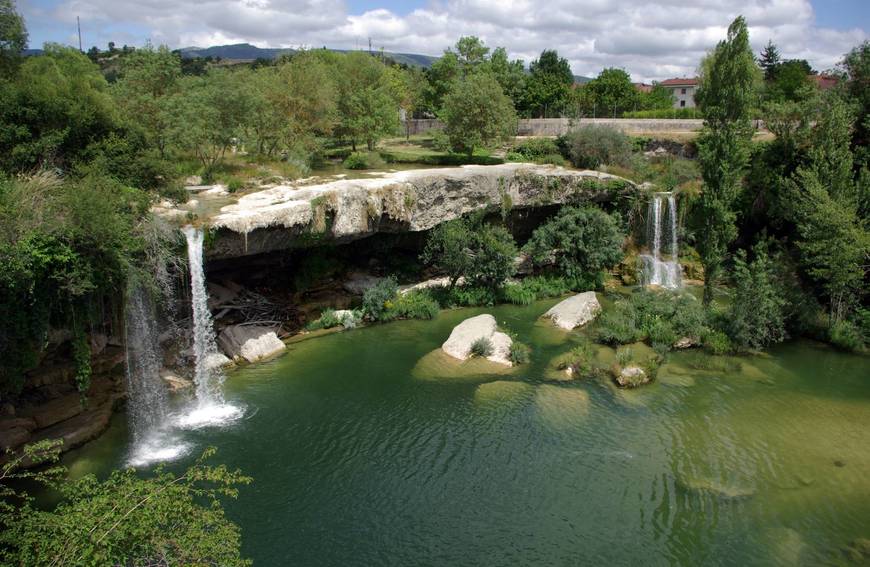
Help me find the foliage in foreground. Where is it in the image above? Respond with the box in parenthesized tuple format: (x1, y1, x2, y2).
(0, 441, 251, 566)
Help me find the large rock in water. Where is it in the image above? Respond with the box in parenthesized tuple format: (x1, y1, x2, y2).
(218, 325, 285, 363)
(543, 292, 601, 330)
(441, 314, 513, 366)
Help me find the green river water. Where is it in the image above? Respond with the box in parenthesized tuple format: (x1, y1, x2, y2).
(65, 297, 870, 566)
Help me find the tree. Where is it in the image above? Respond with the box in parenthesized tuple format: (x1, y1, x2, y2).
(385, 65, 424, 139)
(421, 218, 518, 290)
(522, 49, 574, 117)
(422, 50, 460, 114)
(455, 36, 489, 67)
(782, 93, 868, 322)
(758, 40, 781, 81)
(0, 0, 26, 72)
(729, 241, 787, 350)
(838, 41, 870, 163)
(482, 47, 526, 110)
(440, 71, 516, 155)
(335, 51, 397, 151)
(524, 206, 625, 286)
(766, 59, 814, 102)
(695, 15, 759, 304)
(113, 45, 182, 158)
(0, 442, 252, 565)
(583, 67, 640, 117)
(642, 83, 676, 110)
(169, 70, 253, 171)
(0, 45, 117, 172)
(266, 51, 338, 155)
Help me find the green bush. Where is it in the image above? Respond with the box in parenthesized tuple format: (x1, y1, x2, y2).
(702, 329, 734, 355)
(829, 319, 865, 352)
(539, 153, 566, 166)
(431, 130, 452, 152)
(648, 320, 677, 350)
(524, 206, 625, 285)
(622, 108, 701, 119)
(596, 303, 642, 345)
(561, 125, 633, 169)
(505, 151, 524, 162)
(319, 308, 342, 329)
(343, 151, 384, 170)
(470, 337, 494, 357)
(429, 285, 498, 308)
(225, 176, 244, 193)
(387, 290, 440, 321)
(422, 218, 517, 291)
(500, 276, 573, 305)
(728, 244, 786, 351)
(512, 138, 561, 161)
(362, 277, 398, 320)
(509, 341, 531, 365)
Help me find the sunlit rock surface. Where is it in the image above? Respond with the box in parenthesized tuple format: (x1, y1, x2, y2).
(159, 164, 635, 259)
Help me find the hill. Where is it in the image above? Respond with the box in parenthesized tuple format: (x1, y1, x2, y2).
(178, 43, 439, 68)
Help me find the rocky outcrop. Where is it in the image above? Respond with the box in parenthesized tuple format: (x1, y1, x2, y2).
(441, 314, 513, 366)
(179, 164, 636, 259)
(218, 325, 286, 363)
(542, 292, 601, 330)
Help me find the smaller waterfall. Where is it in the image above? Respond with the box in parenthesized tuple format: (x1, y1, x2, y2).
(179, 225, 241, 428)
(639, 192, 682, 289)
(124, 285, 169, 442)
(124, 285, 188, 466)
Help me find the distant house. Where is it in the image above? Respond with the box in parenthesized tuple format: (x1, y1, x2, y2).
(633, 82, 653, 93)
(660, 78, 699, 108)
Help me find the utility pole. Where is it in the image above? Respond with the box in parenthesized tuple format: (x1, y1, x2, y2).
(368, 37, 372, 55)
(77, 16, 83, 52)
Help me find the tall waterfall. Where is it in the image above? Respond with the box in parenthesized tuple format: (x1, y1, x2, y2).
(179, 225, 241, 427)
(639, 192, 682, 289)
(124, 285, 169, 442)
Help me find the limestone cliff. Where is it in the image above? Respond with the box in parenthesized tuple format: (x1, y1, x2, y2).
(178, 163, 637, 259)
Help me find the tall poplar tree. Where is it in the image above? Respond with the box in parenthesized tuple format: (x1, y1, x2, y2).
(695, 16, 759, 304)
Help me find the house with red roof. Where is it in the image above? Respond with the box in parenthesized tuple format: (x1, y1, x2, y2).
(660, 78, 699, 108)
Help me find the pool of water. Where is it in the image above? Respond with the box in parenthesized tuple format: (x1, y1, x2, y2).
(65, 298, 870, 565)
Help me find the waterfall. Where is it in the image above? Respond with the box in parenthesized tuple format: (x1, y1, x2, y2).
(124, 285, 188, 466)
(179, 225, 241, 428)
(639, 192, 682, 289)
(124, 285, 169, 442)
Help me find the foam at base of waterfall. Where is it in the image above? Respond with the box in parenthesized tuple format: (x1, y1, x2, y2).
(126, 431, 191, 467)
(175, 402, 244, 429)
(639, 254, 682, 290)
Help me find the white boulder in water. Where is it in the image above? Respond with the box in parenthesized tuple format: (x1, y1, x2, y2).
(218, 325, 285, 363)
(441, 314, 513, 366)
(543, 292, 601, 330)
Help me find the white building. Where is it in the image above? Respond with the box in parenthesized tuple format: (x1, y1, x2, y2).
(660, 78, 698, 109)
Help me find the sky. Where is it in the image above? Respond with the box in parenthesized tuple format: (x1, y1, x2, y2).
(17, 0, 870, 81)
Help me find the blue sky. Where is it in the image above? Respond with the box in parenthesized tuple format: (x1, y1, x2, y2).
(17, 0, 869, 81)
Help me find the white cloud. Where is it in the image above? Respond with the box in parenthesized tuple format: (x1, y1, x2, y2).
(42, 0, 866, 80)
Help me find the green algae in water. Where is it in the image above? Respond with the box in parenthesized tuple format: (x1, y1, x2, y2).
(62, 301, 870, 566)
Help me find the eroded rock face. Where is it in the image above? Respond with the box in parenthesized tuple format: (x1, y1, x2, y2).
(218, 325, 286, 363)
(543, 292, 601, 330)
(191, 164, 635, 259)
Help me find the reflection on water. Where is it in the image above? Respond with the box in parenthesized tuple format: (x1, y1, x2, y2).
(64, 299, 870, 566)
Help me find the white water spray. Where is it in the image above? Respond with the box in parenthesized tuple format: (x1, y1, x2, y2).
(180, 225, 241, 428)
(639, 192, 682, 289)
(123, 285, 189, 466)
